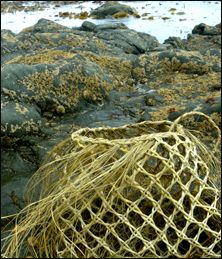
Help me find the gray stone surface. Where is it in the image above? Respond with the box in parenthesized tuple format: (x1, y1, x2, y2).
(90, 1, 137, 19)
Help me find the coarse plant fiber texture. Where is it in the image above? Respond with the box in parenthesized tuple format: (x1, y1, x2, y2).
(1, 112, 221, 258)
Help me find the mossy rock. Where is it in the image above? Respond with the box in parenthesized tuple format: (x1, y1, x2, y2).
(30, 18, 71, 33)
(96, 29, 159, 54)
(164, 36, 186, 49)
(1, 101, 41, 137)
(157, 50, 211, 75)
(192, 23, 221, 35)
(90, 1, 137, 19)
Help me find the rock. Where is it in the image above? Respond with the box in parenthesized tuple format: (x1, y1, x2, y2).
(1, 150, 37, 181)
(151, 44, 172, 52)
(58, 11, 71, 18)
(1, 101, 41, 137)
(29, 18, 70, 33)
(81, 21, 128, 32)
(1, 178, 29, 216)
(74, 11, 89, 20)
(200, 97, 221, 115)
(168, 110, 185, 121)
(113, 11, 131, 19)
(164, 36, 186, 49)
(94, 23, 128, 32)
(81, 21, 97, 31)
(212, 63, 221, 72)
(145, 92, 163, 106)
(192, 23, 221, 36)
(1, 64, 38, 96)
(185, 34, 221, 53)
(1, 29, 17, 42)
(204, 48, 221, 57)
(90, 1, 138, 19)
(157, 50, 211, 75)
(96, 29, 159, 54)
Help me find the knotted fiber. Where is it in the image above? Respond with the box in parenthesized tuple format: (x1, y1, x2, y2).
(1, 112, 221, 258)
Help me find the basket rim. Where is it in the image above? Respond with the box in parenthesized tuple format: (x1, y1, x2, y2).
(71, 119, 173, 144)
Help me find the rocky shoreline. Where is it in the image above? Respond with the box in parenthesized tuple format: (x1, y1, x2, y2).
(1, 2, 221, 223)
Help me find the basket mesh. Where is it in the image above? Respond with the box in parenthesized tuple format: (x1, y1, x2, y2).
(1, 112, 221, 258)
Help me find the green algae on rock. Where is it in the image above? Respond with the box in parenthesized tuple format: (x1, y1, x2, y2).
(89, 1, 138, 19)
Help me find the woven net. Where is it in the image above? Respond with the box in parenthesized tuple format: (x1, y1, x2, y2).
(1, 112, 221, 258)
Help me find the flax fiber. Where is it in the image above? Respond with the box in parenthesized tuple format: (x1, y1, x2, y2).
(1, 112, 221, 258)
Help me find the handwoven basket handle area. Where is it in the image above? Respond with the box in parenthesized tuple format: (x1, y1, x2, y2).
(169, 111, 221, 155)
(71, 119, 173, 144)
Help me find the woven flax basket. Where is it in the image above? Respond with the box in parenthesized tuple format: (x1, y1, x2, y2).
(1, 112, 221, 258)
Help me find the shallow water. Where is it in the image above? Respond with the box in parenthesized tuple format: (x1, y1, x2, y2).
(1, 1, 221, 43)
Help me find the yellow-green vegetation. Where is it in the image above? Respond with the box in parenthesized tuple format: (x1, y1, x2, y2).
(7, 47, 135, 110)
(132, 52, 220, 122)
(14, 32, 108, 52)
(74, 11, 89, 19)
(82, 52, 133, 86)
(15, 102, 29, 115)
(6, 50, 75, 65)
(1, 31, 17, 43)
(59, 11, 70, 17)
(168, 8, 177, 12)
(159, 57, 211, 74)
(21, 68, 111, 109)
(133, 13, 141, 18)
(113, 11, 129, 19)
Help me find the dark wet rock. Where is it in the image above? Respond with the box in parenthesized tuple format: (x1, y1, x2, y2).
(1, 148, 38, 215)
(1, 177, 29, 215)
(138, 109, 152, 122)
(210, 84, 221, 91)
(90, 1, 138, 19)
(151, 43, 172, 52)
(23, 18, 71, 33)
(1, 101, 41, 137)
(157, 50, 212, 75)
(157, 50, 177, 61)
(94, 22, 128, 32)
(164, 36, 186, 49)
(1, 64, 39, 96)
(192, 23, 221, 36)
(184, 26, 221, 53)
(145, 91, 164, 106)
(81, 20, 97, 31)
(168, 111, 184, 121)
(200, 97, 221, 115)
(1, 150, 37, 182)
(1, 30, 19, 58)
(204, 48, 221, 57)
(96, 29, 159, 54)
(81, 21, 128, 32)
(212, 63, 221, 72)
